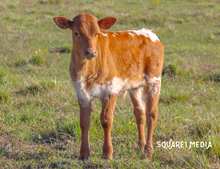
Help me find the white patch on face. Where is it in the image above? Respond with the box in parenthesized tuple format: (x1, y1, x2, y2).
(100, 32, 108, 37)
(144, 74, 161, 97)
(113, 34, 116, 37)
(130, 88, 145, 111)
(73, 77, 146, 105)
(128, 28, 160, 42)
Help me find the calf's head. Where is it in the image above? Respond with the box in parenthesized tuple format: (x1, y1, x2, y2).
(54, 13, 117, 60)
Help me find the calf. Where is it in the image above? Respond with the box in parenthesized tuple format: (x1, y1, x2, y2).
(54, 13, 164, 160)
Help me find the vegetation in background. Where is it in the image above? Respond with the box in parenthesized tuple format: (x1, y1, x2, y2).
(0, 0, 219, 168)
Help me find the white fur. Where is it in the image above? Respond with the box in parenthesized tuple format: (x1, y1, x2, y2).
(128, 32, 134, 36)
(144, 74, 161, 97)
(73, 77, 145, 106)
(73, 77, 90, 107)
(128, 28, 160, 42)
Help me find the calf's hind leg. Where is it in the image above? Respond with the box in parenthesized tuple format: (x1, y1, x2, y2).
(100, 94, 117, 160)
(144, 76, 161, 159)
(130, 88, 146, 153)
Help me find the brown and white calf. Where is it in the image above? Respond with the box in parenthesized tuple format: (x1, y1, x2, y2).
(54, 13, 164, 160)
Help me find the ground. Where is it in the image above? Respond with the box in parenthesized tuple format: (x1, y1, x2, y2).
(0, 0, 219, 168)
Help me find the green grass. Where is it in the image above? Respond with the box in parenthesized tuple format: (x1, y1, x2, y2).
(0, 0, 220, 168)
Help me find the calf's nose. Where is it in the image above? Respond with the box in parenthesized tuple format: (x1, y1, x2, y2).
(85, 49, 97, 56)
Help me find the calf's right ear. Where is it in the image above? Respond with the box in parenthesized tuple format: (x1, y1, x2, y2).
(53, 17, 73, 29)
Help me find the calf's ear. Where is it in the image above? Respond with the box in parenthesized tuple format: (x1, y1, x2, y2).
(53, 17, 73, 29)
(98, 17, 117, 30)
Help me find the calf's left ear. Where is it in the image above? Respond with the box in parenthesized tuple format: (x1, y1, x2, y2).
(54, 16, 73, 29)
(98, 17, 117, 30)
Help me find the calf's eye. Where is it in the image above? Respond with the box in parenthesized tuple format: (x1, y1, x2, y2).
(74, 32, 78, 36)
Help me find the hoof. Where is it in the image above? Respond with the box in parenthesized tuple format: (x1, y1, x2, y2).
(144, 144, 154, 159)
(138, 140, 146, 147)
(79, 155, 88, 161)
(102, 154, 112, 161)
(138, 141, 146, 155)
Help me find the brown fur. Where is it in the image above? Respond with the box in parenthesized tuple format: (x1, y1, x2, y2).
(54, 13, 164, 160)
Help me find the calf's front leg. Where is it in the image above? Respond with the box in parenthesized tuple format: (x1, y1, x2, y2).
(100, 94, 117, 160)
(79, 102, 92, 160)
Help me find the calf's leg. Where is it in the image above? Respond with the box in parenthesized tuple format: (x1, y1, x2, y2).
(79, 102, 92, 160)
(130, 88, 146, 153)
(100, 94, 117, 160)
(144, 76, 161, 159)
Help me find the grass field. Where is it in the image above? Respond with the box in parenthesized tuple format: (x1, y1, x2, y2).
(0, 0, 220, 168)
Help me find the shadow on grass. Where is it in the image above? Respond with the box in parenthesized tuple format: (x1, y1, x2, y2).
(0, 133, 78, 168)
(14, 81, 56, 96)
(0, 147, 51, 161)
(22, 162, 60, 169)
(204, 73, 220, 83)
(83, 163, 104, 169)
(159, 94, 191, 105)
(11, 56, 45, 67)
(32, 132, 58, 145)
(32, 133, 74, 151)
(32, 119, 79, 149)
(14, 60, 28, 67)
(50, 44, 72, 54)
(30, 132, 105, 168)
(162, 64, 177, 77)
(21, 161, 103, 169)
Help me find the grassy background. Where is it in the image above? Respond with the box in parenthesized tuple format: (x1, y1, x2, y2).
(0, 0, 220, 168)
